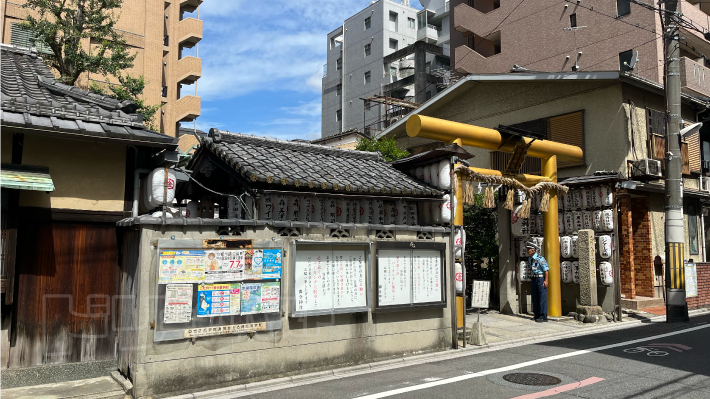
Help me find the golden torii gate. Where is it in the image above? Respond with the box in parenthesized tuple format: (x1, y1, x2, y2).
(406, 115, 584, 317)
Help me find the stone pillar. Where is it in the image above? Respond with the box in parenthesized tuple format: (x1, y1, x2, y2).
(578, 229, 598, 306)
(497, 201, 518, 314)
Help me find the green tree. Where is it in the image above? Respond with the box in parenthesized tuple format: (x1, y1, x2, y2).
(463, 194, 499, 280)
(20, 0, 136, 85)
(89, 74, 160, 130)
(355, 136, 409, 161)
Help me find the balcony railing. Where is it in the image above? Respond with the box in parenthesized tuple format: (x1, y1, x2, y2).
(177, 17, 202, 48)
(176, 95, 201, 122)
(680, 56, 710, 98)
(417, 24, 441, 44)
(176, 56, 202, 84)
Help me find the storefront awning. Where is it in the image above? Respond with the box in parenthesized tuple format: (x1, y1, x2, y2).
(1, 164, 54, 192)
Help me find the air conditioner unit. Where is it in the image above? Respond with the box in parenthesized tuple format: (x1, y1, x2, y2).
(632, 159, 662, 178)
(701, 176, 710, 192)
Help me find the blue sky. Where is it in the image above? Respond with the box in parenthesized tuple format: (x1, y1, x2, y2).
(187, 0, 422, 140)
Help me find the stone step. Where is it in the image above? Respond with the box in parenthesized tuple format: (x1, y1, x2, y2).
(621, 296, 665, 310)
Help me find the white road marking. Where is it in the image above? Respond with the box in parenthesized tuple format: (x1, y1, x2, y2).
(354, 323, 710, 399)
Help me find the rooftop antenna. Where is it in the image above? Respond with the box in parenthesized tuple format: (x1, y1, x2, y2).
(624, 51, 639, 74)
(563, 25, 587, 72)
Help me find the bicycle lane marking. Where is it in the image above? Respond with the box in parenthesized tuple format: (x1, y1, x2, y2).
(354, 323, 710, 399)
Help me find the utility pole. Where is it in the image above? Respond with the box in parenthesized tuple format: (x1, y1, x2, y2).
(663, 0, 689, 322)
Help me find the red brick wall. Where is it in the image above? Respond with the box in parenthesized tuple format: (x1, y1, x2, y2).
(619, 196, 636, 298)
(687, 263, 710, 310)
(631, 198, 654, 298)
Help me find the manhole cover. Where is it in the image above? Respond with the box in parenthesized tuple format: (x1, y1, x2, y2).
(502, 373, 562, 386)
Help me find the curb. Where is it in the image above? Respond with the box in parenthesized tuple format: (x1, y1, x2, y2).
(167, 308, 709, 399)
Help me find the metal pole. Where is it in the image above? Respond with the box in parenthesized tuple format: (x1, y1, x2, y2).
(664, 0, 689, 322)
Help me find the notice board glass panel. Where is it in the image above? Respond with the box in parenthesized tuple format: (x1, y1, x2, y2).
(154, 239, 283, 342)
(375, 241, 446, 312)
(290, 241, 370, 317)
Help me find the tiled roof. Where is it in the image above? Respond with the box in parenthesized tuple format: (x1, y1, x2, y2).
(199, 129, 443, 196)
(0, 45, 176, 147)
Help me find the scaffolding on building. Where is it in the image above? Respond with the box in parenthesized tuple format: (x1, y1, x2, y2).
(360, 95, 420, 137)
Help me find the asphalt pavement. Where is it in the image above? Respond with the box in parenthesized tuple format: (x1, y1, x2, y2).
(235, 314, 710, 399)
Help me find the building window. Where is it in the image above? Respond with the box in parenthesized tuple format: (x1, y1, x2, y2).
(619, 50, 633, 72)
(336, 109, 342, 122)
(336, 58, 342, 71)
(336, 84, 342, 96)
(389, 39, 398, 50)
(570, 13, 577, 28)
(617, 0, 631, 16)
(364, 71, 371, 84)
(689, 205, 699, 254)
(389, 12, 398, 32)
(408, 17, 415, 29)
(364, 43, 371, 57)
(365, 16, 371, 30)
(330, 34, 342, 49)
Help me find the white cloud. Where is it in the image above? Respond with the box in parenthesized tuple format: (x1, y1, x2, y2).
(280, 98, 321, 116)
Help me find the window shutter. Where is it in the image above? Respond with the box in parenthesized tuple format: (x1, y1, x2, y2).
(651, 135, 665, 162)
(490, 152, 541, 175)
(686, 131, 701, 173)
(682, 141, 690, 175)
(549, 111, 585, 168)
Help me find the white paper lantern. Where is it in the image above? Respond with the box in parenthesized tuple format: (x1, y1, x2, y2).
(455, 228, 466, 258)
(592, 186, 603, 208)
(583, 187, 593, 210)
(558, 213, 565, 234)
(592, 210, 603, 232)
(601, 185, 613, 206)
(511, 205, 530, 237)
(326, 198, 337, 223)
(385, 201, 396, 225)
(396, 200, 408, 225)
(288, 196, 300, 221)
(582, 211, 593, 230)
(186, 200, 199, 218)
(272, 195, 287, 221)
(416, 167, 425, 181)
(438, 160, 451, 189)
(519, 240, 528, 258)
(375, 199, 385, 224)
(536, 214, 544, 234)
(430, 163, 439, 187)
(535, 237, 544, 257)
(602, 209, 614, 231)
(561, 261, 573, 284)
(599, 235, 612, 258)
(573, 211, 583, 232)
(423, 166, 432, 184)
(149, 168, 176, 206)
(560, 236, 572, 258)
(572, 189, 582, 209)
(441, 194, 454, 223)
(558, 192, 565, 210)
(571, 235, 579, 258)
(455, 262, 463, 293)
(519, 261, 531, 282)
(564, 212, 575, 234)
(408, 202, 418, 226)
(564, 190, 574, 210)
(572, 261, 580, 284)
(600, 262, 614, 286)
(350, 200, 359, 224)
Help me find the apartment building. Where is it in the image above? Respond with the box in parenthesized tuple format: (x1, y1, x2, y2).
(321, 0, 451, 138)
(450, 0, 710, 97)
(0, 0, 203, 140)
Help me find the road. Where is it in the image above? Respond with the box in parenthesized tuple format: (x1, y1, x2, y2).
(240, 314, 710, 399)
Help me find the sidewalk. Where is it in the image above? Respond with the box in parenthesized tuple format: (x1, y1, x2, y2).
(3, 308, 706, 399)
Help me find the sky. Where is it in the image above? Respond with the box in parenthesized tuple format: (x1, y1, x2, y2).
(185, 0, 422, 141)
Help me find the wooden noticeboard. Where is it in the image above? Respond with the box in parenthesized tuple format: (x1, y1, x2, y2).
(290, 241, 371, 317)
(375, 241, 447, 312)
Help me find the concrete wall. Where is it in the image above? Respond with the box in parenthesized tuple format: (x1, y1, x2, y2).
(17, 135, 126, 212)
(125, 224, 453, 398)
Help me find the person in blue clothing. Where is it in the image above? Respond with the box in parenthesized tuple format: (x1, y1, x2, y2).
(526, 241, 549, 322)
